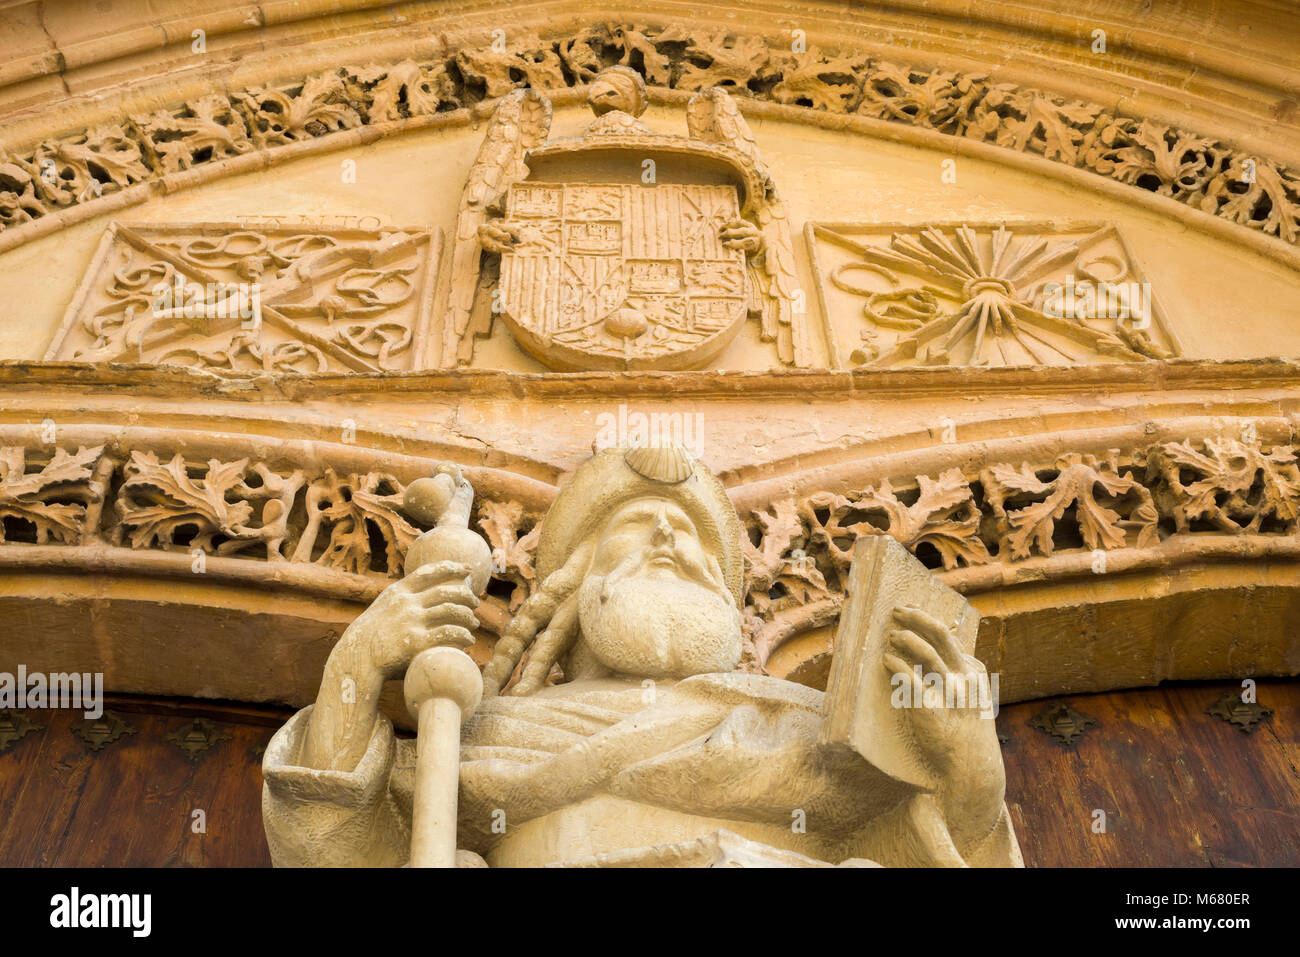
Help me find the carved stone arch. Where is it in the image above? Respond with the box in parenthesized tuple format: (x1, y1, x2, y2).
(0, 4, 1298, 261)
(2, 364, 1298, 715)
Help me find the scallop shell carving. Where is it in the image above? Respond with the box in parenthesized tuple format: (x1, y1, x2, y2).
(624, 443, 695, 484)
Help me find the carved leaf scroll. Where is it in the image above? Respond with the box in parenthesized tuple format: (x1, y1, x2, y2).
(983, 452, 1159, 559)
(0, 445, 104, 544)
(1151, 437, 1300, 534)
(742, 498, 831, 621)
(476, 499, 541, 610)
(6, 434, 1300, 671)
(803, 468, 990, 574)
(135, 95, 254, 173)
(236, 74, 362, 146)
(114, 451, 307, 559)
(349, 61, 457, 121)
(296, 470, 417, 575)
(116, 451, 254, 549)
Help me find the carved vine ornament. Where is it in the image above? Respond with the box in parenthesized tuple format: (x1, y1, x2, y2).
(2, 435, 1295, 668)
(0, 23, 1296, 253)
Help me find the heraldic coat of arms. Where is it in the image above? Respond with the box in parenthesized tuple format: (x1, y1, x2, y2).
(441, 66, 808, 371)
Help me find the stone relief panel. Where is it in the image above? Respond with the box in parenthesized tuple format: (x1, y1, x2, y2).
(44, 221, 440, 374)
(443, 68, 807, 371)
(808, 221, 1181, 368)
(495, 183, 752, 369)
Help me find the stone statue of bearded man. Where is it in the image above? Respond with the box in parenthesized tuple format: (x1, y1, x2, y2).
(262, 446, 1023, 867)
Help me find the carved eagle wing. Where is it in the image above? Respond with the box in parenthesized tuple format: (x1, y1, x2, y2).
(686, 88, 809, 367)
(441, 89, 552, 366)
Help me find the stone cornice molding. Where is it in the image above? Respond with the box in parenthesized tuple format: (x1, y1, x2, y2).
(5, 356, 1299, 399)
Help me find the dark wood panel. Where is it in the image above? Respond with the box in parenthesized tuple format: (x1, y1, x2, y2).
(0, 681, 1295, 866)
(999, 679, 1300, 867)
(0, 696, 287, 867)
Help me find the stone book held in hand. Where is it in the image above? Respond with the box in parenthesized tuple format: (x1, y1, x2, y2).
(820, 535, 981, 790)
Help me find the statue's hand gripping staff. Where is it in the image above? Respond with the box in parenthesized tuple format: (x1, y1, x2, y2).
(400, 466, 493, 868)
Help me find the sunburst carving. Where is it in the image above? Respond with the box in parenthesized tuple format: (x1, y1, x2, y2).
(811, 222, 1181, 368)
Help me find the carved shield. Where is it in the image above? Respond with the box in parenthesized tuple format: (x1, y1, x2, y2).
(497, 183, 749, 370)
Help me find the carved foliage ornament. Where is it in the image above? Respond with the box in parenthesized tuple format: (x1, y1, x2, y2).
(738, 437, 1297, 657)
(114, 451, 306, 560)
(1, 24, 1296, 250)
(0, 445, 105, 545)
(0, 445, 540, 585)
(1, 434, 1295, 654)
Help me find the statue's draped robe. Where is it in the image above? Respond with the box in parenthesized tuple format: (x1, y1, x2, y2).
(263, 672, 1022, 867)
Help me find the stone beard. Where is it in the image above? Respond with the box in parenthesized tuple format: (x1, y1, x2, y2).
(261, 447, 1024, 868)
(572, 499, 742, 682)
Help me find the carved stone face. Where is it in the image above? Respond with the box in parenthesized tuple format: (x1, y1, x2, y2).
(575, 497, 742, 680)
